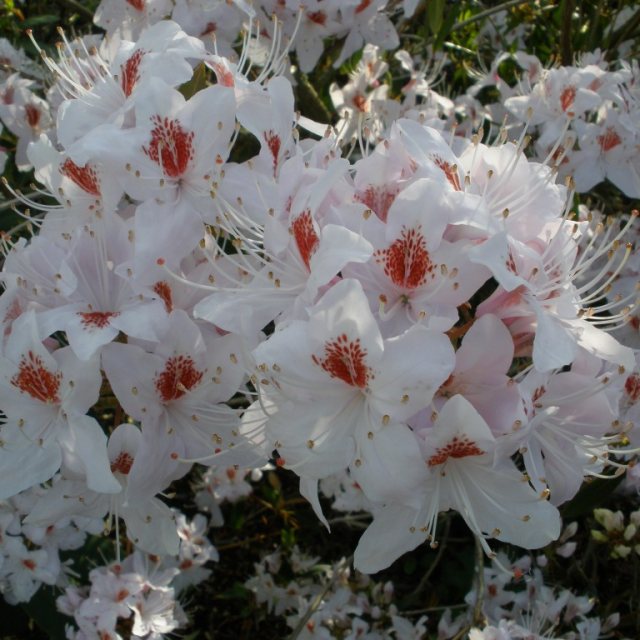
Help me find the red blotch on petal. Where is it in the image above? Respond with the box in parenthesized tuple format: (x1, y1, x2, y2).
(625, 373, 640, 403)
(126, 0, 145, 10)
(433, 157, 462, 191)
(355, 185, 398, 222)
(597, 127, 622, 153)
(152, 281, 174, 313)
(110, 451, 134, 475)
(427, 435, 484, 467)
(307, 10, 327, 25)
(25, 104, 40, 128)
(375, 226, 434, 289)
(78, 311, 119, 329)
(312, 334, 369, 388)
(155, 355, 204, 403)
(291, 209, 319, 270)
(560, 86, 576, 113)
(120, 49, 144, 98)
(144, 116, 194, 179)
(60, 158, 101, 197)
(11, 350, 62, 404)
(264, 130, 281, 176)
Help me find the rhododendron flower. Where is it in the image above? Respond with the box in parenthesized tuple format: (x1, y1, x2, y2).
(354, 395, 561, 573)
(249, 278, 454, 522)
(0, 312, 119, 498)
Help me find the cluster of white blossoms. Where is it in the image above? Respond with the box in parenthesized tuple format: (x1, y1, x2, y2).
(463, 553, 621, 640)
(245, 542, 621, 640)
(246, 545, 429, 640)
(0, 0, 639, 636)
(57, 513, 216, 640)
(455, 50, 640, 198)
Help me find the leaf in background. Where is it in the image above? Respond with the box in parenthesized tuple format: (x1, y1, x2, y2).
(427, 0, 445, 35)
(561, 475, 626, 520)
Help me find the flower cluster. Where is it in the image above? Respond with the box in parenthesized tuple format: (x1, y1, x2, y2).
(470, 50, 640, 197)
(465, 556, 621, 640)
(591, 507, 640, 559)
(245, 545, 428, 640)
(0, 0, 638, 635)
(57, 513, 216, 640)
(0, 485, 101, 605)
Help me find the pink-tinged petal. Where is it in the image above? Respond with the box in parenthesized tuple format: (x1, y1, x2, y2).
(178, 83, 235, 165)
(54, 347, 103, 413)
(254, 322, 347, 400)
(469, 232, 528, 292)
(607, 163, 640, 198)
(101, 343, 164, 421)
(300, 477, 329, 529)
(352, 420, 427, 508)
(121, 498, 179, 555)
(572, 320, 635, 371)
(369, 325, 454, 420)
(107, 423, 142, 464)
(267, 398, 358, 480)
(395, 120, 461, 185)
(531, 309, 576, 372)
(456, 314, 514, 375)
(306, 224, 373, 297)
(133, 200, 203, 283)
(198, 331, 246, 401)
(571, 154, 604, 193)
(455, 462, 561, 549)
(154, 309, 205, 358)
(193, 284, 295, 337)
(58, 414, 121, 494)
(354, 504, 427, 574)
(308, 279, 384, 366)
(125, 419, 188, 504)
(110, 301, 166, 343)
(385, 179, 451, 252)
(429, 395, 496, 455)
(62, 312, 121, 361)
(25, 479, 108, 525)
(4, 311, 57, 372)
(0, 445, 62, 500)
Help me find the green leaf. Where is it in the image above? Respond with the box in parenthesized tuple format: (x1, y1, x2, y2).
(427, 0, 445, 35)
(561, 475, 626, 520)
(21, 586, 69, 640)
(179, 62, 209, 100)
(22, 14, 59, 27)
